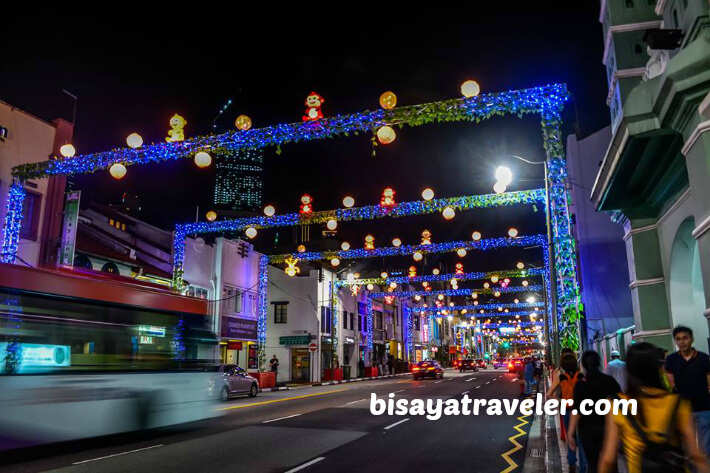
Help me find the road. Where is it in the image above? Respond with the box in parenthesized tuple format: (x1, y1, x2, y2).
(1, 369, 535, 473)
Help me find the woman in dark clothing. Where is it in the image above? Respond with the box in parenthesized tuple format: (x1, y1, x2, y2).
(567, 350, 621, 473)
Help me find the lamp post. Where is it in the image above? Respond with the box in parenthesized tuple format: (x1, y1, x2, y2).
(500, 155, 560, 366)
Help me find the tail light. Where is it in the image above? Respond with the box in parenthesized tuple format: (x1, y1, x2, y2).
(413, 367, 420, 371)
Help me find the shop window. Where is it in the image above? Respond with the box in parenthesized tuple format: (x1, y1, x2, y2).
(414, 316, 421, 331)
(187, 285, 208, 299)
(374, 311, 383, 330)
(273, 302, 288, 324)
(101, 262, 119, 274)
(20, 190, 42, 241)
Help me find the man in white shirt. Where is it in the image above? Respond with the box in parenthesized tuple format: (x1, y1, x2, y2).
(605, 350, 626, 392)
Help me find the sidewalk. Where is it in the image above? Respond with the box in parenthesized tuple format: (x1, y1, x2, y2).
(261, 371, 412, 392)
(522, 374, 564, 473)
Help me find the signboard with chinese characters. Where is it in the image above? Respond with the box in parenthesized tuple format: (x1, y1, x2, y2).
(279, 335, 310, 345)
(60, 191, 81, 266)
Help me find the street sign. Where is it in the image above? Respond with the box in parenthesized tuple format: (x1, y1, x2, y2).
(308, 343, 317, 352)
(279, 335, 309, 345)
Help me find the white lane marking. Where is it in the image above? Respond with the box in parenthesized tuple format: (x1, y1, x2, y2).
(447, 378, 454, 381)
(384, 418, 410, 430)
(72, 445, 164, 464)
(391, 390, 405, 394)
(476, 385, 481, 389)
(417, 385, 425, 388)
(461, 391, 469, 395)
(435, 381, 443, 384)
(465, 378, 476, 382)
(511, 379, 518, 383)
(485, 382, 490, 385)
(263, 414, 301, 424)
(345, 398, 368, 404)
(285, 457, 326, 473)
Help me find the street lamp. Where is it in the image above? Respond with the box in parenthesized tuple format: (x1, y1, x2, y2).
(499, 155, 559, 364)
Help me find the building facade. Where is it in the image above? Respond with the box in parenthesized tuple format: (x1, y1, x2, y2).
(0, 101, 72, 267)
(592, 0, 710, 351)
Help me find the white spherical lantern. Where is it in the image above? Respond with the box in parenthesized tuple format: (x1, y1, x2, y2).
(392, 238, 402, 247)
(517, 262, 524, 269)
(367, 283, 374, 290)
(380, 272, 388, 279)
(341, 241, 350, 251)
(263, 205, 275, 216)
(109, 163, 127, 179)
(491, 276, 499, 283)
(442, 207, 455, 220)
(508, 228, 519, 238)
(432, 268, 440, 275)
(461, 80, 481, 98)
(245, 227, 257, 239)
(413, 251, 423, 261)
(457, 248, 467, 258)
(126, 133, 143, 149)
(59, 143, 76, 158)
(495, 166, 513, 186)
(471, 231, 482, 241)
(522, 280, 529, 287)
(326, 219, 338, 230)
(330, 258, 340, 267)
(343, 196, 355, 208)
(421, 188, 434, 201)
(414, 295, 422, 301)
(493, 181, 507, 194)
(389, 282, 397, 289)
(376, 126, 396, 144)
(194, 151, 212, 168)
(438, 294, 445, 301)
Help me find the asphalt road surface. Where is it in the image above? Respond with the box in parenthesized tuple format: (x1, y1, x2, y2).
(1, 369, 535, 473)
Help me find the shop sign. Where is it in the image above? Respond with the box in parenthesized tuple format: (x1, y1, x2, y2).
(321, 335, 332, 344)
(227, 341, 243, 350)
(0, 343, 70, 373)
(344, 336, 355, 344)
(279, 335, 310, 345)
(138, 325, 166, 337)
(221, 316, 257, 340)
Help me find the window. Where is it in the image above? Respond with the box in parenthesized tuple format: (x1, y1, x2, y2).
(101, 262, 119, 274)
(187, 285, 208, 299)
(222, 285, 243, 314)
(358, 314, 364, 332)
(634, 43, 643, 54)
(273, 302, 288, 324)
(625, 0, 634, 8)
(320, 306, 331, 334)
(414, 316, 421, 331)
(20, 190, 42, 241)
(374, 310, 383, 330)
(350, 313, 355, 331)
(342, 310, 348, 329)
(73, 254, 93, 270)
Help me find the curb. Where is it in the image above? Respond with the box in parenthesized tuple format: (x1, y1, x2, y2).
(260, 371, 414, 392)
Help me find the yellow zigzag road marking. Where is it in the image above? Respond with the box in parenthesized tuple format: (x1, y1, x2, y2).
(500, 397, 532, 473)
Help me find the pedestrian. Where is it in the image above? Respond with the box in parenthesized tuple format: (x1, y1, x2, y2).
(269, 354, 279, 376)
(598, 342, 709, 473)
(605, 350, 627, 392)
(517, 360, 526, 396)
(664, 325, 710, 455)
(567, 350, 621, 473)
(358, 357, 365, 378)
(524, 357, 535, 396)
(547, 354, 586, 473)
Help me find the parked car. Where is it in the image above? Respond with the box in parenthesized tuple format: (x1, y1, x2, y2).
(206, 364, 259, 401)
(459, 359, 478, 373)
(475, 359, 487, 370)
(412, 360, 444, 380)
(508, 358, 523, 373)
(493, 358, 508, 369)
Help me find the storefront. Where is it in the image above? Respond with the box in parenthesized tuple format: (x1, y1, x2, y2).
(220, 316, 259, 370)
(279, 335, 311, 382)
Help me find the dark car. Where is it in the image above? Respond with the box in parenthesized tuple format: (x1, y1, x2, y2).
(459, 359, 478, 373)
(493, 358, 508, 369)
(475, 359, 487, 370)
(508, 358, 523, 373)
(207, 364, 259, 401)
(413, 360, 444, 380)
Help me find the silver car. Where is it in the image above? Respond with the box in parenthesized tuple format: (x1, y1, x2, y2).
(207, 365, 259, 401)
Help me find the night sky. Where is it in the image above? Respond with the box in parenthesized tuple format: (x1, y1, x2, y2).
(2, 2, 609, 279)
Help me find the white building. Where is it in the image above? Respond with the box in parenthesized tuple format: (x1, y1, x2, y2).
(0, 100, 73, 267)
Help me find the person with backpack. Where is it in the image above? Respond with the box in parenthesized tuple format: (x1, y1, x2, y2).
(598, 342, 709, 473)
(566, 350, 621, 473)
(547, 354, 586, 473)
